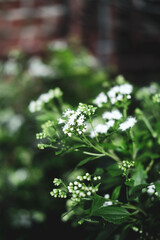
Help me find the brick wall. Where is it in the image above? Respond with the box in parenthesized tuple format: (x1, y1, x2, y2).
(1, 0, 160, 75)
(0, 0, 69, 56)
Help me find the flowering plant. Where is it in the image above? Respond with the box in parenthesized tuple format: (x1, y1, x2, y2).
(30, 75, 160, 240)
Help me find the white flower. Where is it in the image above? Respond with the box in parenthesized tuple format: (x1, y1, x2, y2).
(106, 120, 115, 128)
(146, 183, 158, 196)
(119, 116, 137, 131)
(119, 84, 133, 95)
(29, 88, 61, 113)
(90, 123, 111, 138)
(95, 124, 109, 134)
(3, 59, 18, 75)
(77, 115, 85, 126)
(103, 194, 113, 206)
(102, 109, 122, 120)
(104, 194, 110, 199)
(108, 86, 120, 99)
(93, 92, 108, 107)
(28, 56, 54, 77)
(63, 109, 74, 117)
(107, 84, 133, 104)
(103, 201, 113, 207)
(28, 100, 43, 112)
(58, 118, 65, 124)
(147, 184, 155, 195)
(68, 114, 77, 125)
(116, 94, 123, 101)
(39, 91, 54, 103)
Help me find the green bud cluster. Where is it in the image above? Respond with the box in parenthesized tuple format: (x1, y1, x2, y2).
(50, 173, 101, 205)
(36, 120, 55, 147)
(42, 120, 54, 129)
(36, 132, 46, 140)
(119, 160, 135, 176)
(53, 178, 62, 186)
(37, 143, 45, 149)
(50, 178, 67, 198)
(68, 173, 101, 205)
(50, 189, 67, 198)
(77, 103, 97, 116)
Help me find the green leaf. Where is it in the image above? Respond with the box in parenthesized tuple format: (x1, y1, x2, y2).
(92, 206, 130, 224)
(132, 163, 147, 186)
(129, 184, 148, 200)
(111, 185, 121, 200)
(155, 182, 160, 197)
(125, 178, 135, 187)
(107, 164, 122, 176)
(76, 155, 102, 168)
(90, 194, 106, 216)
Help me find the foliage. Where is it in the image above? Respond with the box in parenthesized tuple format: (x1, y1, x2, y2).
(0, 42, 107, 240)
(32, 74, 160, 240)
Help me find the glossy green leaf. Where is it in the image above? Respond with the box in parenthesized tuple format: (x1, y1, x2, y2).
(92, 206, 130, 224)
(111, 185, 121, 200)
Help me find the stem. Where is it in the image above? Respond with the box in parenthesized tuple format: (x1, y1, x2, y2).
(89, 116, 99, 143)
(124, 203, 147, 216)
(122, 98, 128, 119)
(130, 128, 137, 160)
(82, 134, 122, 163)
(145, 159, 154, 173)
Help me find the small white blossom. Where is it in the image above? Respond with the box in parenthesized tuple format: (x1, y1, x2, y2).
(58, 118, 65, 124)
(119, 84, 133, 95)
(28, 100, 43, 112)
(106, 120, 115, 128)
(93, 92, 108, 107)
(77, 115, 85, 126)
(63, 109, 74, 117)
(146, 183, 158, 196)
(103, 201, 113, 207)
(90, 120, 115, 138)
(104, 194, 110, 199)
(28, 56, 54, 77)
(119, 116, 137, 131)
(68, 114, 77, 125)
(107, 84, 133, 104)
(102, 109, 122, 120)
(29, 88, 62, 113)
(3, 59, 18, 75)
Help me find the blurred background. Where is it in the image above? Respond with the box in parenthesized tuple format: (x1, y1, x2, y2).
(1, 0, 160, 239)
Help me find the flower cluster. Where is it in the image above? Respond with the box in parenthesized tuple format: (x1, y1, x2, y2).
(93, 83, 133, 107)
(102, 109, 123, 120)
(107, 83, 132, 104)
(90, 120, 115, 138)
(119, 116, 137, 131)
(90, 109, 123, 138)
(119, 160, 135, 176)
(58, 103, 96, 137)
(93, 92, 108, 107)
(50, 173, 101, 205)
(28, 88, 63, 113)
